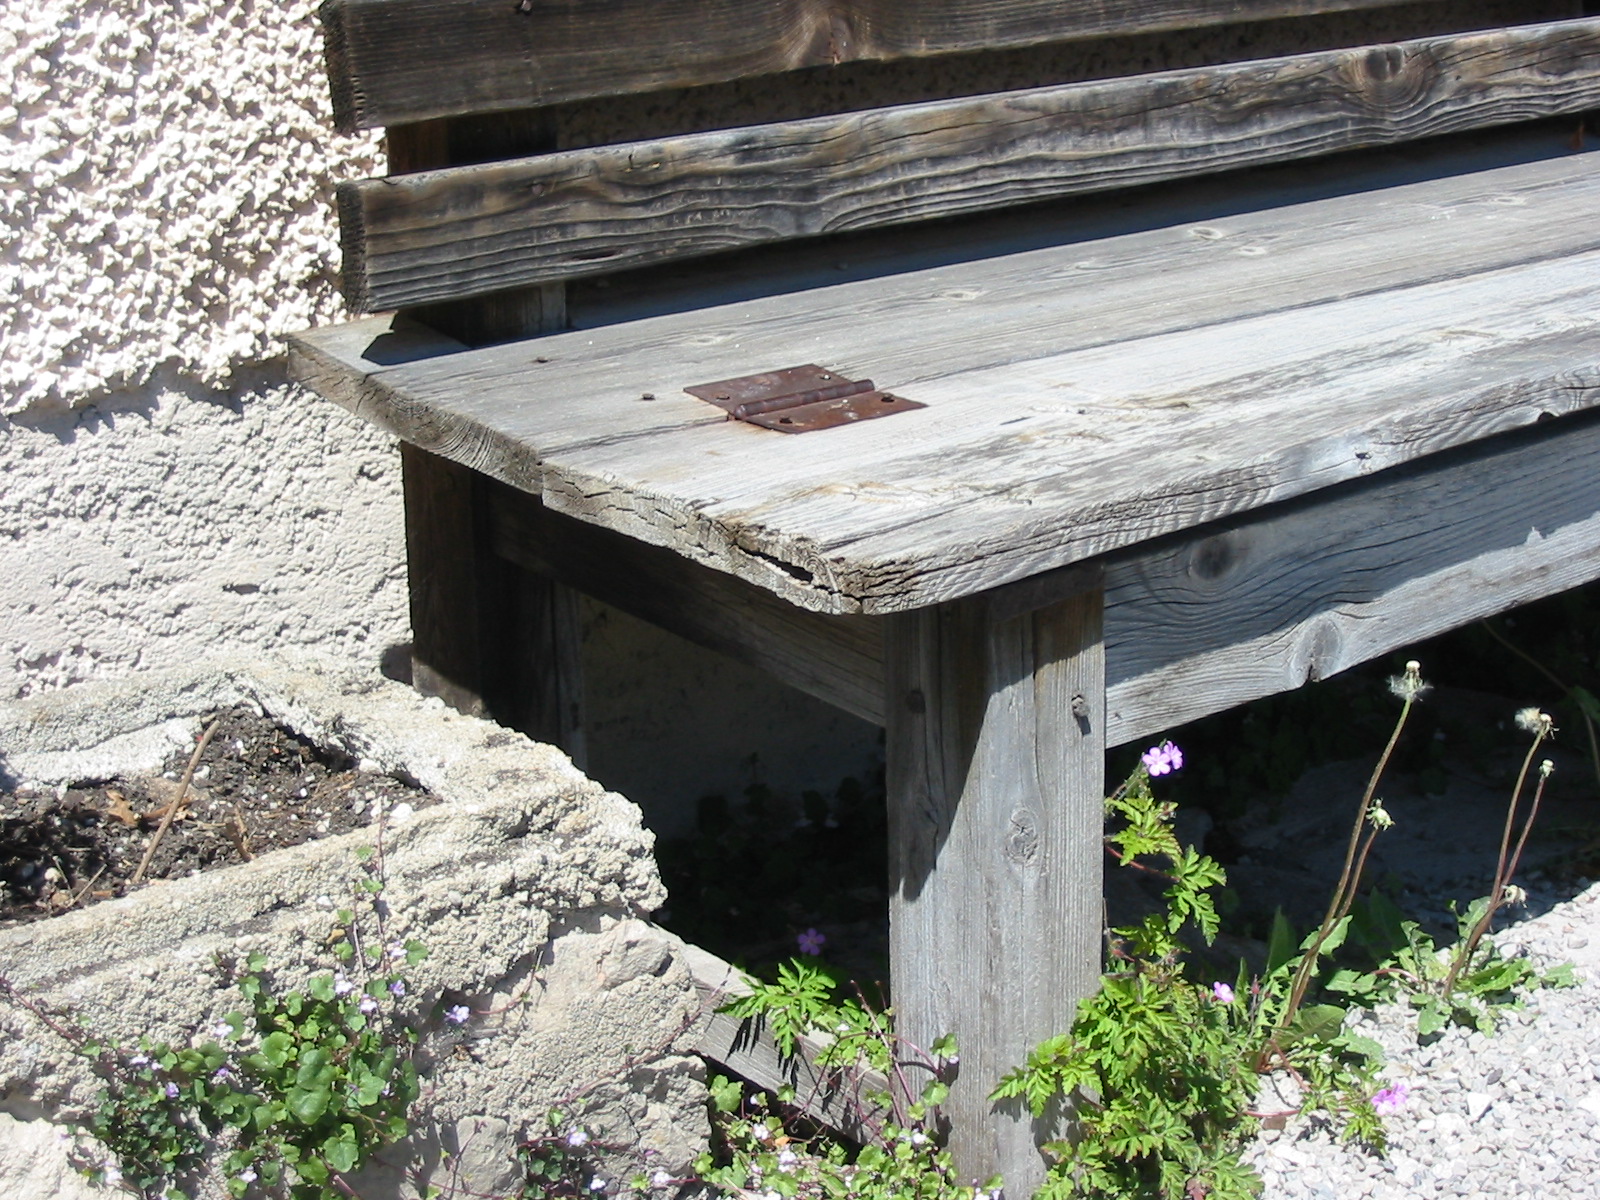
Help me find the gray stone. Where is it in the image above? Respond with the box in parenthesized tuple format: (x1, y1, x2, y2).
(0, 660, 709, 1200)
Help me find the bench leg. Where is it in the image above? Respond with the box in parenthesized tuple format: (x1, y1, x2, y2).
(885, 588, 1104, 1194)
(401, 443, 585, 764)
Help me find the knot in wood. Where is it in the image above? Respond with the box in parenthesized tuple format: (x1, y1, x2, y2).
(1006, 809, 1040, 865)
(1192, 533, 1239, 581)
(1362, 45, 1405, 83)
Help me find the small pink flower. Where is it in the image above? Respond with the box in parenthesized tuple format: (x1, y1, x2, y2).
(444, 1004, 471, 1025)
(1141, 741, 1184, 777)
(1212, 982, 1235, 1004)
(1372, 1081, 1410, 1114)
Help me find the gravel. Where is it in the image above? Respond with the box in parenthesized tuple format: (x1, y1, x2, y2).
(1246, 880, 1600, 1199)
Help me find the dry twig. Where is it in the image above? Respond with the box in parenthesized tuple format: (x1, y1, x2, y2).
(131, 717, 220, 885)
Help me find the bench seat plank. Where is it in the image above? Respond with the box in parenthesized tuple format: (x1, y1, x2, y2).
(339, 18, 1600, 310)
(290, 148, 1600, 615)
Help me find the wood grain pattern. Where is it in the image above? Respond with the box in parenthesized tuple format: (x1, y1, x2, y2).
(320, 0, 1435, 131)
(290, 149, 1600, 615)
(337, 18, 1600, 310)
(886, 589, 1104, 1190)
(482, 480, 887, 726)
(686, 944, 892, 1140)
(387, 119, 581, 745)
(1101, 411, 1600, 747)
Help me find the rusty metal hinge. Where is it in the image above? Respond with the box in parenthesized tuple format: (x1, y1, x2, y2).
(685, 364, 924, 433)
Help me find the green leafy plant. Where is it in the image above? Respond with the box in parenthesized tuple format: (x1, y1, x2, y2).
(1327, 892, 1572, 1037)
(992, 744, 1391, 1200)
(700, 942, 980, 1200)
(6, 842, 440, 1200)
(696, 1078, 995, 1200)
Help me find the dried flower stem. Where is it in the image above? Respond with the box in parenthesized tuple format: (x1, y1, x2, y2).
(1276, 668, 1419, 1041)
(1447, 727, 1552, 990)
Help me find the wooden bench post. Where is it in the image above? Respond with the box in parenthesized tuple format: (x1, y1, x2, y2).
(885, 586, 1105, 1194)
(390, 120, 585, 763)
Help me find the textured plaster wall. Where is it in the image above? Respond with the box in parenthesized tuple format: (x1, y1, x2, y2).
(0, 1, 407, 697)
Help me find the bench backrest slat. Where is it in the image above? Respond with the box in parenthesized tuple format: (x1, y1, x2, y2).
(337, 18, 1600, 313)
(321, 0, 1441, 131)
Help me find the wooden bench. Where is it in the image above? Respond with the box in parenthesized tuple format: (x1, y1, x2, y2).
(291, 1, 1600, 1188)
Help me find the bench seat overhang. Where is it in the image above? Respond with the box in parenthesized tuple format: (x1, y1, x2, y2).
(289, 140, 1600, 616)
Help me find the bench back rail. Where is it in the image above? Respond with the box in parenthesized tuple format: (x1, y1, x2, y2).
(338, 16, 1600, 311)
(321, 0, 1460, 130)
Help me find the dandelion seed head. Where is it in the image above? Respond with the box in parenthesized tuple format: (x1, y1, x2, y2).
(1515, 707, 1553, 735)
(1388, 661, 1431, 703)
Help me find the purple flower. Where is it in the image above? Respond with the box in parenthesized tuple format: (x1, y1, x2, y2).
(1372, 1082, 1410, 1114)
(796, 928, 827, 956)
(1141, 740, 1184, 777)
(129, 1053, 151, 1068)
(238, 1166, 258, 1183)
(164, 1082, 180, 1099)
(565, 1129, 590, 1148)
(212, 1067, 234, 1084)
(444, 1004, 471, 1025)
(359, 995, 379, 1015)
(1212, 982, 1235, 1004)
(388, 980, 406, 998)
(333, 976, 355, 997)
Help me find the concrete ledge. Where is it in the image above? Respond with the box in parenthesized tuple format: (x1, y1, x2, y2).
(0, 657, 707, 1199)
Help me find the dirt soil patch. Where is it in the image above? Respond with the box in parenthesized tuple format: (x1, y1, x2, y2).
(0, 705, 434, 927)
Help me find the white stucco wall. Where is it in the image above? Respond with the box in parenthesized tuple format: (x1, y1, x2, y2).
(0, 1, 409, 697)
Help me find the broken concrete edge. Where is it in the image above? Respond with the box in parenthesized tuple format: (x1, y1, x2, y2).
(0, 656, 712, 1199)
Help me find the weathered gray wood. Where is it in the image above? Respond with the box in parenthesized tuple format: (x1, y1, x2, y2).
(686, 943, 892, 1141)
(320, 0, 1444, 131)
(400, 443, 493, 717)
(337, 18, 1600, 310)
(388, 120, 580, 748)
(382, 119, 568, 344)
(1101, 410, 1600, 748)
(290, 149, 1600, 616)
(482, 479, 886, 726)
(886, 587, 1104, 1191)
